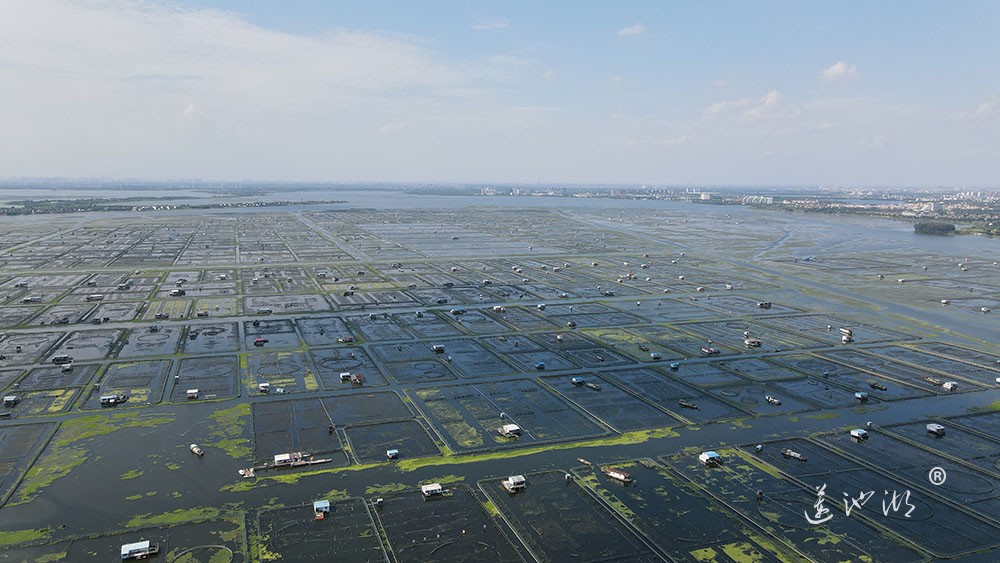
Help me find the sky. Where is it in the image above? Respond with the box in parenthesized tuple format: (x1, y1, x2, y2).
(1, 0, 998, 187)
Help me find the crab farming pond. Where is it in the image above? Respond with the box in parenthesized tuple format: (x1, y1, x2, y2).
(0, 198, 998, 562)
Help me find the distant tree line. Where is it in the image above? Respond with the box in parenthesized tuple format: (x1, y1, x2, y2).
(913, 221, 956, 235)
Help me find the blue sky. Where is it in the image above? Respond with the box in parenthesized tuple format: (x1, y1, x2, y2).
(1, 1, 997, 186)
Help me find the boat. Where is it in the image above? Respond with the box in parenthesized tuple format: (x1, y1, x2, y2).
(585, 382, 601, 391)
(272, 452, 333, 468)
(764, 395, 782, 405)
(121, 541, 160, 560)
(238, 467, 256, 478)
(502, 475, 527, 493)
(189, 443, 203, 456)
(602, 467, 633, 483)
(744, 338, 762, 348)
(678, 399, 699, 410)
(781, 448, 807, 462)
(924, 376, 943, 386)
(701, 346, 720, 356)
(868, 381, 887, 391)
(577, 458, 592, 465)
(699, 451, 722, 466)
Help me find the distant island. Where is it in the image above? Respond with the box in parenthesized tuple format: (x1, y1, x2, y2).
(913, 221, 956, 235)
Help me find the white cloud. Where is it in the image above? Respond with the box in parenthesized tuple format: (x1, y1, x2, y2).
(0, 1, 464, 103)
(704, 97, 751, 115)
(0, 0, 527, 179)
(745, 90, 781, 117)
(821, 61, 859, 82)
(379, 122, 404, 134)
(0, 2, 992, 186)
(705, 90, 781, 119)
(472, 19, 510, 30)
(976, 95, 998, 116)
(611, 75, 624, 84)
(617, 23, 646, 37)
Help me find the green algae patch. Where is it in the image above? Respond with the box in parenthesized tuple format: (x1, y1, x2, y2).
(303, 372, 319, 391)
(806, 411, 840, 421)
(9, 446, 87, 506)
(207, 404, 252, 459)
(246, 463, 385, 492)
(251, 535, 282, 562)
(720, 540, 769, 562)
(397, 426, 679, 472)
(443, 420, 483, 449)
(12, 412, 174, 506)
(482, 499, 500, 517)
(55, 412, 175, 448)
(0, 528, 51, 546)
(365, 482, 409, 496)
(209, 403, 250, 432)
(745, 531, 801, 562)
(213, 438, 252, 460)
(575, 460, 640, 524)
(231, 425, 683, 484)
(691, 546, 718, 561)
(731, 448, 785, 480)
(121, 469, 144, 480)
(729, 418, 753, 430)
(221, 479, 264, 493)
(424, 474, 463, 486)
(216, 513, 245, 544)
(320, 488, 351, 501)
(125, 506, 222, 528)
(974, 399, 1000, 412)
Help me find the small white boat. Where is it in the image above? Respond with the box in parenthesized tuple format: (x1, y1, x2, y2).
(189, 443, 204, 456)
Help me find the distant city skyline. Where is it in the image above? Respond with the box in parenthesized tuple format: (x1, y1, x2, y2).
(1, 1, 998, 187)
